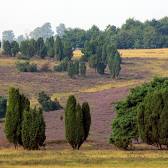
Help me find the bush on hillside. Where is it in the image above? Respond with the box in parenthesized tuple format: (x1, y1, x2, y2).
(16, 61, 37, 72)
(22, 107, 46, 150)
(65, 95, 91, 150)
(5, 87, 30, 147)
(110, 77, 168, 149)
(38, 91, 62, 112)
(137, 88, 168, 149)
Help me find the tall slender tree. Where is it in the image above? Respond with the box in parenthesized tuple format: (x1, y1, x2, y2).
(5, 88, 30, 147)
(65, 96, 91, 150)
(82, 102, 91, 141)
(55, 36, 63, 61)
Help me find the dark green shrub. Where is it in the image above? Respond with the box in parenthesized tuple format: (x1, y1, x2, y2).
(137, 89, 168, 149)
(110, 77, 168, 149)
(22, 107, 46, 150)
(82, 102, 91, 141)
(76, 103, 85, 149)
(16, 61, 37, 72)
(65, 95, 91, 150)
(5, 87, 30, 147)
(107, 47, 121, 78)
(38, 91, 62, 112)
(0, 96, 7, 118)
(67, 62, 75, 78)
(88, 55, 97, 69)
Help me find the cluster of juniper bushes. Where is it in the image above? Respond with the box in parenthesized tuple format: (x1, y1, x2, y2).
(4, 87, 91, 150)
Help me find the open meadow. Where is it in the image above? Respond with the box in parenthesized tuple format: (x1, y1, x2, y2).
(1, 48, 168, 167)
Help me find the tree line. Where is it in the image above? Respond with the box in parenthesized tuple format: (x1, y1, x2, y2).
(1, 17, 168, 50)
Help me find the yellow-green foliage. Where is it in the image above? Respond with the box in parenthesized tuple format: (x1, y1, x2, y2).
(0, 148, 168, 168)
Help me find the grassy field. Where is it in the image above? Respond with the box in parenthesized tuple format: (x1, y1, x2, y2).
(0, 148, 168, 168)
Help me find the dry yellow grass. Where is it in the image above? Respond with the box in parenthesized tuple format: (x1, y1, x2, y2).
(119, 48, 168, 58)
(0, 148, 168, 168)
(79, 79, 141, 93)
(0, 57, 56, 68)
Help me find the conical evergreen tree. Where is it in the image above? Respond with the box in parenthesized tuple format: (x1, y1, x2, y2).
(76, 103, 85, 149)
(22, 107, 46, 150)
(5, 88, 20, 147)
(65, 95, 77, 149)
(5, 87, 30, 147)
(79, 62, 86, 77)
(107, 46, 121, 78)
(82, 102, 91, 141)
(65, 96, 91, 150)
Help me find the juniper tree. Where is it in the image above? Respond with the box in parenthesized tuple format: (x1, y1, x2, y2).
(68, 62, 76, 78)
(5, 87, 30, 147)
(65, 96, 91, 150)
(22, 107, 46, 150)
(82, 102, 91, 141)
(76, 103, 85, 149)
(65, 95, 77, 149)
(137, 89, 168, 149)
(55, 36, 63, 61)
(107, 51, 121, 78)
(0, 96, 7, 118)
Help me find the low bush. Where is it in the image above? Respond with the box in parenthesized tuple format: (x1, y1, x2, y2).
(22, 107, 46, 150)
(16, 61, 37, 72)
(110, 77, 168, 149)
(38, 91, 62, 112)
